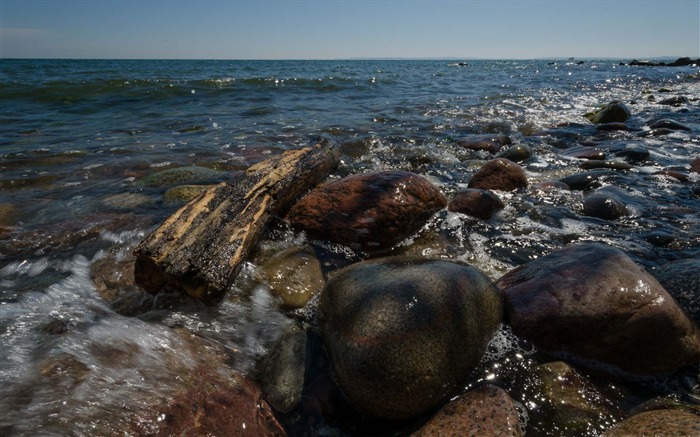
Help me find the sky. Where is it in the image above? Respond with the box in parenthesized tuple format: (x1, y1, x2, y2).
(1, 0, 698, 60)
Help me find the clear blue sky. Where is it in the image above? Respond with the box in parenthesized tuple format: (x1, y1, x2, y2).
(1, 0, 698, 59)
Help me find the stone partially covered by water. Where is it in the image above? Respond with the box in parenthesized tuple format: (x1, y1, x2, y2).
(138, 166, 228, 187)
(319, 256, 502, 420)
(448, 188, 505, 220)
(410, 385, 523, 437)
(259, 324, 307, 414)
(468, 158, 528, 191)
(286, 171, 446, 252)
(584, 101, 631, 124)
(654, 258, 700, 326)
(582, 186, 630, 220)
(496, 243, 700, 375)
(260, 246, 325, 310)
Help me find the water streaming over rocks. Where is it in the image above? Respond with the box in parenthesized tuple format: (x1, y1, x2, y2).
(1, 58, 699, 436)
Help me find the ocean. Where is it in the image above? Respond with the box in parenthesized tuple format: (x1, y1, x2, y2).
(1, 59, 699, 436)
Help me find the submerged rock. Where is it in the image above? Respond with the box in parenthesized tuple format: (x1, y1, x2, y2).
(319, 257, 502, 420)
(648, 119, 692, 131)
(468, 158, 528, 191)
(654, 258, 700, 326)
(286, 171, 446, 252)
(448, 188, 504, 220)
(657, 96, 690, 107)
(690, 158, 700, 174)
(163, 184, 212, 204)
(523, 361, 623, 436)
(138, 166, 227, 187)
(411, 385, 522, 437)
(497, 144, 533, 163)
(496, 243, 700, 375)
(603, 409, 700, 437)
(261, 246, 325, 310)
(582, 186, 630, 220)
(259, 324, 306, 414)
(584, 101, 631, 124)
(101, 192, 154, 210)
(457, 135, 512, 154)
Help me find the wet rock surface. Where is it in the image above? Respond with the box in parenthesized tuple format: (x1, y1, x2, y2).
(448, 188, 505, 220)
(319, 256, 502, 420)
(410, 385, 523, 437)
(259, 324, 307, 414)
(603, 409, 700, 437)
(653, 258, 700, 326)
(585, 101, 631, 124)
(261, 246, 325, 310)
(286, 171, 446, 252)
(497, 243, 700, 375)
(468, 158, 528, 191)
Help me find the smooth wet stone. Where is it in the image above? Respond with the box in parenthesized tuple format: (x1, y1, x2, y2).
(585, 101, 631, 124)
(496, 243, 700, 375)
(648, 119, 692, 131)
(448, 188, 504, 220)
(286, 171, 446, 252)
(523, 361, 623, 436)
(468, 158, 528, 191)
(562, 146, 606, 160)
(261, 246, 325, 310)
(91, 249, 152, 316)
(583, 187, 629, 220)
(163, 184, 212, 204)
(560, 170, 616, 191)
(457, 135, 512, 154)
(630, 395, 700, 417)
(578, 160, 632, 171)
(101, 192, 154, 210)
(532, 181, 570, 191)
(654, 258, 700, 326)
(603, 410, 700, 437)
(410, 385, 522, 437)
(497, 144, 533, 163)
(690, 158, 700, 174)
(596, 122, 629, 131)
(657, 96, 690, 107)
(138, 166, 227, 187)
(260, 324, 306, 414)
(319, 257, 502, 420)
(652, 170, 689, 182)
(610, 145, 650, 163)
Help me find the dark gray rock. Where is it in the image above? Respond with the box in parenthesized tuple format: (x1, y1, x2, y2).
(497, 144, 533, 163)
(582, 186, 630, 220)
(648, 119, 692, 131)
(320, 257, 502, 420)
(585, 101, 631, 124)
(654, 258, 700, 327)
(260, 324, 307, 414)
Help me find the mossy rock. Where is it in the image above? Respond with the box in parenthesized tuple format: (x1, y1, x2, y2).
(584, 101, 631, 124)
(163, 185, 213, 204)
(139, 166, 227, 188)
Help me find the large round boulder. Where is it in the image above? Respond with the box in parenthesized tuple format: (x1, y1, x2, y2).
(496, 243, 700, 375)
(286, 171, 446, 251)
(319, 257, 502, 420)
(584, 101, 631, 124)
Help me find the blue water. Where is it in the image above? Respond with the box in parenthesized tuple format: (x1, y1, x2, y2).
(1, 59, 699, 436)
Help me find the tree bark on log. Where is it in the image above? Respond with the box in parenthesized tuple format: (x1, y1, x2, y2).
(133, 136, 341, 303)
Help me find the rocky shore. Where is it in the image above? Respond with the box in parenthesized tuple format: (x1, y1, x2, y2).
(89, 92, 700, 436)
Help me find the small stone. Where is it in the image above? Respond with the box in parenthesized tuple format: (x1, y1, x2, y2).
(610, 145, 650, 163)
(411, 385, 522, 437)
(468, 158, 528, 191)
(560, 171, 616, 191)
(657, 96, 690, 107)
(457, 135, 512, 154)
(259, 324, 306, 413)
(579, 160, 633, 171)
(652, 170, 689, 182)
(585, 101, 631, 124)
(497, 144, 533, 163)
(596, 123, 629, 131)
(562, 146, 606, 160)
(101, 192, 154, 210)
(690, 158, 700, 174)
(648, 119, 692, 131)
(261, 246, 325, 310)
(448, 189, 504, 220)
(583, 187, 629, 220)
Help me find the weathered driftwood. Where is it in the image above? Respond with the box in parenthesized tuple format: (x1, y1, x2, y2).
(134, 136, 341, 302)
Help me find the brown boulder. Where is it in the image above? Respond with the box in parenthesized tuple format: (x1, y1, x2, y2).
(496, 243, 700, 375)
(448, 188, 504, 220)
(457, 135, 512, 154)
(468, 158, 528, 191)
(603, 409, 700, 437)
(690, 157, 700, 174)
(286, 171, 446, 251)
(261, 246, 325, 310)
(411, 385, 522, 437)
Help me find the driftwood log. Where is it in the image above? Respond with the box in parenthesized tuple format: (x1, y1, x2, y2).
(134, 136, 341, 302)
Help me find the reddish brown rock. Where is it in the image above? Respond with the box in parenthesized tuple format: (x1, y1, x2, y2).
(468, 158, 528, 191)
(496, 243, 700, 375)
(286, 171, 446, 251)
(603, 410, 700, 437)
(411, 385, 522, 437)
(448, 188, 504, 220)
(457, 135, 512, 154)
(690, 157, 700, 174)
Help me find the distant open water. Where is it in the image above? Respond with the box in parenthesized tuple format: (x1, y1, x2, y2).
(1, 59, 699, 436)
